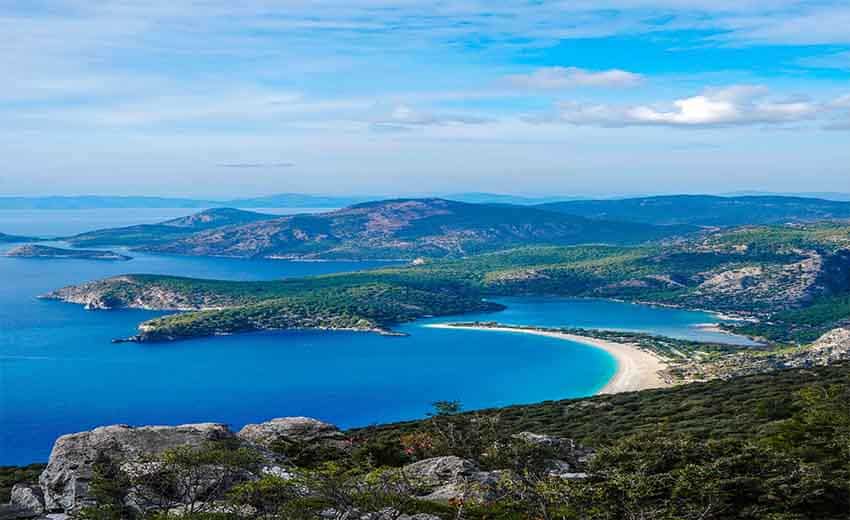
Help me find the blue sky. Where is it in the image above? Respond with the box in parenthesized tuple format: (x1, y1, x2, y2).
(2, 1, 849, 197)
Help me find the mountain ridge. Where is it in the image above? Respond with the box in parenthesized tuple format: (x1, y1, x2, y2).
(73, 198, 696, 260)
(539, 194, 850, 226)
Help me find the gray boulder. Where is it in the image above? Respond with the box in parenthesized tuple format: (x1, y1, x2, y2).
(319, 508, 440, 520)
(237, 417, 343, 449)
(8, 484, 44, 517)
(400, 456, 502, 503)
(401, 456, 477, 489)
(38, 423, 234, 513)
(512, 431, 595, 468)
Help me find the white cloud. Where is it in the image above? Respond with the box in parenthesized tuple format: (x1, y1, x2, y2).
(505, 67, 643, 89)
(553, 85, 825, 128)
(370, 104, 492, 131)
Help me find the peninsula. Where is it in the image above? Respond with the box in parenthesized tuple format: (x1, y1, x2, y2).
(5, 244, 132, 261)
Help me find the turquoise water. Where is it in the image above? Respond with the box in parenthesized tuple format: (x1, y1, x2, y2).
(0, 210, 748, 465)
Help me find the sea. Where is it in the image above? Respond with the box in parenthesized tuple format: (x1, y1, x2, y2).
(0, 208, 752, 464)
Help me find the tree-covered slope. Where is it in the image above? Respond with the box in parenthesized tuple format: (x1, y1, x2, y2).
(540, 194, 850, 226)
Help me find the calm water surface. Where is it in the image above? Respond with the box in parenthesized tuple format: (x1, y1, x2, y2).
(0, 209, 747, 464)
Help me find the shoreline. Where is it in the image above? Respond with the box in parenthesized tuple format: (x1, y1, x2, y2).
(425, 323, 671, 395)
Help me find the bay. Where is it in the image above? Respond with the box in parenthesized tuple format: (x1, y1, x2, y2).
(0, 208, 747, 465)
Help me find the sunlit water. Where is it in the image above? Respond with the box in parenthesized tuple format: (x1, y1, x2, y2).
(0, 209, 749, 464)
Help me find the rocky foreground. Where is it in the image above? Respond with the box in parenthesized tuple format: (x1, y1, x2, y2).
(0, 418, 591, 520)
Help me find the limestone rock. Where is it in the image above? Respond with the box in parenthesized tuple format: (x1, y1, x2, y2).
(400, 456, 502, 503)
(401, 456, 477, 489)
(39, 423, 234, 513)
(237, 417, 343, 449)
(320, 508, 440, 520)
(512, 431, 595, 467)
(9, 484, 44, 516)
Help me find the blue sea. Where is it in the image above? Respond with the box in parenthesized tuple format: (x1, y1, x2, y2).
(0, 209, 750, 464)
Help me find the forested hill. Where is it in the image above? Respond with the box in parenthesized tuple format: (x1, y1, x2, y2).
(67, 199, 696, 260)
(539, 195, 850, 226)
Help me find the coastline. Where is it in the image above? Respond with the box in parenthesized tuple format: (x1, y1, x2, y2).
(425, 323, 671, 395)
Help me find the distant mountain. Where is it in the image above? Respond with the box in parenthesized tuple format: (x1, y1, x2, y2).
(66, 208, 275, 247)
(0, 192, 584, 209)
(69, 199, 695, 260)
(0, 232, 40, 243)
(224, 193, 371, 208)
(0, 194, 365, 210)
(440, 193, 580, 205)
(0, 196, 213, 209)
(724, 191, 850, 202)
(539, 195, 850, 227)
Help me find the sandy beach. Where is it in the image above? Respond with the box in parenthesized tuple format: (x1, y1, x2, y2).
(426, 323, 670, 395)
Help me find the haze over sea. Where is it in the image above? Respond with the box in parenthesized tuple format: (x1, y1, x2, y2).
(1, 209, 744, 465)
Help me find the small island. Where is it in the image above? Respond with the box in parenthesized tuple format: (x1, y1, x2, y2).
(0, 232, 41, 243)
(5, 244, 132, 261)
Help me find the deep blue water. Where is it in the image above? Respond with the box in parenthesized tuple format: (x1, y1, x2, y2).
(0, 209, 749, 464)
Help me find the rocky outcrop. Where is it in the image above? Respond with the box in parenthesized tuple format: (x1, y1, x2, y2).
(512, 432, 594, 479)
(0, 484, 46, 519)
(8, 418, 591, 518)
(401, 456, 478, 490)
(691, 249, 850, 311)
(397, 434, 593, 504)
(38, 423, 234, 513)
(787, 327, 850, 367)
(667, 327, 850, 383)
(694, 253, 823, 310)
(319, 510, 440, 520)
(400, 456, 499, 502)
(237, 417, 343, 449)
(9, 485, 44, 516)
(42, 276, 232, 311)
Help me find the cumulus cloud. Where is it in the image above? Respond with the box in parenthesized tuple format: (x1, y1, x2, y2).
(552, 85, 824, 128)
(505, 67, 643, 89)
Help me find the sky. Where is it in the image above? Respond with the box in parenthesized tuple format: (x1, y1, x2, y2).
(2, 1, 850, 198)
